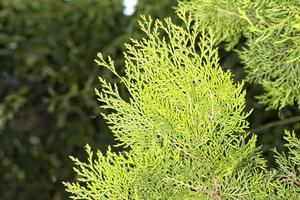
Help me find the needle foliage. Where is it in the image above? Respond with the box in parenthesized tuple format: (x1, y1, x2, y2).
(178, 0, 300, 110)
(64, 9, 300, 199)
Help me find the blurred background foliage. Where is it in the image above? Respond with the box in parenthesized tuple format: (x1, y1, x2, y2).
(0, 0, 299, 199)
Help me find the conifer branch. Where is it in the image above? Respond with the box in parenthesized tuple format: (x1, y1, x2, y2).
(166, 176, 222, 200)
(179, 0, 300, 109)
(279, 173, 300, 186)
(157, 131, 199, 160)
(65, 3, 300, 199)
(251, 115, 300, 133)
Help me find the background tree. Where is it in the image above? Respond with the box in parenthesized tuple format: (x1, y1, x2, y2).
(0, 0, 177, 199)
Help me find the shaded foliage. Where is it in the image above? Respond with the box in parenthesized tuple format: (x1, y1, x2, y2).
(0, 0, 177, 199)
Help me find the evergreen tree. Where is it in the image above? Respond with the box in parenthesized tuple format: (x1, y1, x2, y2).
(64, 7, 300, 199)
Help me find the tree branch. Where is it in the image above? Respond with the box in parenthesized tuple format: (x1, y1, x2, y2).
(250, 116, 300, 133)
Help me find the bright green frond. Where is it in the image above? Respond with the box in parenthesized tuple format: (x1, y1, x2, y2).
(178, 0, 300, 110)
(65, 4, 300, 199)
(65, 11, 272, 199)
(177, 0, 248, 50)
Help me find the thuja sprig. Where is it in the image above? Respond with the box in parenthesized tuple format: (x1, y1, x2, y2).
(179, 0, 300, 110)
(64, 8, 299, 200)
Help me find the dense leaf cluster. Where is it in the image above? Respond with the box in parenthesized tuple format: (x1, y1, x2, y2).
(179, 0, 300, 109)
(65, 12, 300, 199)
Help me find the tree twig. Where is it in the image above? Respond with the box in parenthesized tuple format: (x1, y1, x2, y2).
(250, 116, 300, 133)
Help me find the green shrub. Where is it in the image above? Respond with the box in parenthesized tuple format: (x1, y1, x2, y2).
(65, 10, 300, 199)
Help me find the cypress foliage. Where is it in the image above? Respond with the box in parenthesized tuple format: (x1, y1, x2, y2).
(64, 9, 300, 199)
(179, 0, 300, 110)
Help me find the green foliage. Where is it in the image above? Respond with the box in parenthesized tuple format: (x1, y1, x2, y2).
(0, 0, 123, 128)
(272, 131, 300, 199)
(0, 1, 124, 198)
(65, 12, 300, 199)
(177, 0, 247, 50)
(178, 0, 300, 110)
(239, 1, 300, 110)
(1, 0, 299, 199)
(0, 0, 177, 199)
